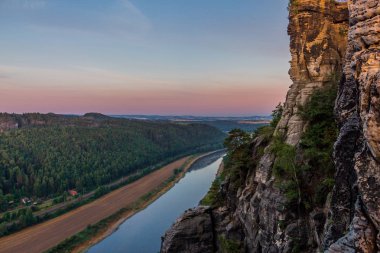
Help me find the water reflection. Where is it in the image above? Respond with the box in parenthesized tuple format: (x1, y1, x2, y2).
(88, 153, 224, 253)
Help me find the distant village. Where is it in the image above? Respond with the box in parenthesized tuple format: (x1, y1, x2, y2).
(13, 189, 78, 208)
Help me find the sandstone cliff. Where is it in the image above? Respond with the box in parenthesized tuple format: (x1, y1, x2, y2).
(161, 0, 380, 252)
(325, 0, 380, 251)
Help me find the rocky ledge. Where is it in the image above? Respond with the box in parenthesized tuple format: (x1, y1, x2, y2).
(161, 207, 215, 253)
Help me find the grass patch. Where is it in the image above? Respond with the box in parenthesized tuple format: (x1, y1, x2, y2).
(219, 235, 242, 253)
(200, 174, 224, 206)
(270, 135, 301, 208)
(45, 208, 130, 253)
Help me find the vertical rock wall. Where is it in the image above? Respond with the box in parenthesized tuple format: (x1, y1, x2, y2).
(232, 1, 349, 251)
(276, 0, 348, 145)
(325, 0, 380, 252)
(161, 1, 380, 252)
(161, 1, 349, 252)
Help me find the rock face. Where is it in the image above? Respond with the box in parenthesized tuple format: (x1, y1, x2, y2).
(161, 207, 215, 253)
(161, 1, 380, 252)
(0, 118, 18, 133)
(276, 0, 348, 145)
(324, 0, 380, 251)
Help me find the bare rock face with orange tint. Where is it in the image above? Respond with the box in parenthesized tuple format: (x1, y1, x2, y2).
(276, 0, 348, 145)
(325, 0, 380, 251)
(161, 1, 350, 253)
(230, 1, 349, 251)
(0, 117, 19, 133)
(0, 113, 104, 131)
(161, 0, 380, 252)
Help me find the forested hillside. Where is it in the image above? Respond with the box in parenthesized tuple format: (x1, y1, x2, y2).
(0, 113, 225, 210)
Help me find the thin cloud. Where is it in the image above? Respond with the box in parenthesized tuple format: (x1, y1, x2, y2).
(0, 75, 9, 79)
(0, 65, 176, 91)
(0, 0, 151, 38)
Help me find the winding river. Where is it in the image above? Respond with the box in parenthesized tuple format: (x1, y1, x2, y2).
(87, 152, 224, 253)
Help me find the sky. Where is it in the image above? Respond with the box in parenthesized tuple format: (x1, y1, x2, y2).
(0, 0, 291, 116)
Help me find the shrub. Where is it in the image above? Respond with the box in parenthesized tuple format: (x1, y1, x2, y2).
(271, 103, 283, 128)
(298, 82, 338, 206)
(200, 176, 223, 206)
(271, 79, 339, 210)
(219, 235, 242, 253)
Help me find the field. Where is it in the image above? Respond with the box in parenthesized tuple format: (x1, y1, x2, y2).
(0, 156, 193, 253)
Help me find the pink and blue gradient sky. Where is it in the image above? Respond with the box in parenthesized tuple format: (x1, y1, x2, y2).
(0, 0, 291, 116)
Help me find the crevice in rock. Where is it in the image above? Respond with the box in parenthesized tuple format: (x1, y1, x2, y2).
(208, 209, 218, 253)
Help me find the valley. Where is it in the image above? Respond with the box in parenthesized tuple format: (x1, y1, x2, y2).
(0, 153, 214, 253)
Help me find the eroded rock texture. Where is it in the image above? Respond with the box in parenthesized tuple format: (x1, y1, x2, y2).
(161, 0, 380, 252)
(325, 0, 380, 251)
(161, 207, 215, 253)
(0, 112, 105, 133)
(276, 0, 348, 145)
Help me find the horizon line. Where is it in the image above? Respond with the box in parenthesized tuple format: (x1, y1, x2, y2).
(1, 111, 272, 117)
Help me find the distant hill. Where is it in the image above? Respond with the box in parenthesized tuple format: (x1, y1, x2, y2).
(83, 112, 112, 120)
(112, 115, 271, 133)
(0, 113, 269, 133)
(112, 114, 271, 121)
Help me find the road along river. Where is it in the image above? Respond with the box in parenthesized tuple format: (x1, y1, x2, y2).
(0, 152, 222, 253)
(87, 152, 224, 253)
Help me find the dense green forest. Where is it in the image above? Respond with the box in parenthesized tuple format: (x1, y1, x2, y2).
(0, 114, 225, 211)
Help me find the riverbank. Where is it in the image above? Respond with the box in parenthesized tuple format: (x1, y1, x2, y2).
(71, 150, 225, 253)
(0, 152, 220, 253)
(0, 150, 218, 237)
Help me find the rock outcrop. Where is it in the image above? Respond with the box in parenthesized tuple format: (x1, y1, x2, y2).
(276, 0, 348, 145)
(161, 1, 380, 252)
(161, 207, 215, 253)
(0, 117, 18, 133)
(324, 0, 380, 251)
(0, 112, 108, 132)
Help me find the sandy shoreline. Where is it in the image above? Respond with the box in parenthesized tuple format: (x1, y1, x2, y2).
(0, 153, 225, 253)
(71, 150, 225, 253)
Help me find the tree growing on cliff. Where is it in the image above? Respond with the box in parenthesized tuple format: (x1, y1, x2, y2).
(271, 103, 283, 128)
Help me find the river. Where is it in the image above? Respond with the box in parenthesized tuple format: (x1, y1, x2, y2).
(87, 152, 224, 253)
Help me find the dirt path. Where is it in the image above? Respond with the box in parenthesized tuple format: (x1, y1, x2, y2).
(0, 156, 192, 253)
